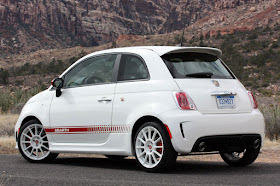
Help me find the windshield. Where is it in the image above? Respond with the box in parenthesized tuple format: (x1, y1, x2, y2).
(162, 52, 234, 79)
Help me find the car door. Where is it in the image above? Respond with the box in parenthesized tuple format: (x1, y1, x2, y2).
(112, 54, 150, 130)
(49, 54, 119, 144)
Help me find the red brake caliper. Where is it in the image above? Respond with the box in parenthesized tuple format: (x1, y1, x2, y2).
(157, 141, 162, 153)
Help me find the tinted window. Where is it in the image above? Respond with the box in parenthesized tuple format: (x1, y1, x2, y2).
(118, 54, 149, 81)
(162, 52, 234, 79)
(63, 54, 117, 88)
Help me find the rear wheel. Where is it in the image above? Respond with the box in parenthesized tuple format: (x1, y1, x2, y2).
(18, 119, 58, 163)
(134, 122, 177, 172)
(220, 148, 260, 167)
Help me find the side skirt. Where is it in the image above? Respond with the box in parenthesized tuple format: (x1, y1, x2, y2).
(48, 133, 132, 156)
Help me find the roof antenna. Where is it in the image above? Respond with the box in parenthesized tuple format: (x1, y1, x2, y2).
(176, 4, 187, 47)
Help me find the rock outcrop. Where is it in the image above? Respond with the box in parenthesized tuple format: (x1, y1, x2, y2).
(0, 0, 277, 54)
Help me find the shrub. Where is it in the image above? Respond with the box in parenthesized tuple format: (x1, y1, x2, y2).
(174, 34, 186, 45)
(0, 68, 9, 85)
(260, 103, 280, 140)
(271, 42, 278, 49)
(0, 86, 45, 113)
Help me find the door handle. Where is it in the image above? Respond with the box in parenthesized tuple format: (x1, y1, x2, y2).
(98, 97, 112, 102)
(210, 91, 236, 96)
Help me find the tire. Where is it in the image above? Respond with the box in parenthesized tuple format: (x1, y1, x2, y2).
(105, 155, 127, 160)
(18, 119, 58, 163)
(134, 121, 177, 172)
(220, 148, 260, 167)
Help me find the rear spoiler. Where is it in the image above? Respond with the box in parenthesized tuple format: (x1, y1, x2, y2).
(160, 47, 222, 58)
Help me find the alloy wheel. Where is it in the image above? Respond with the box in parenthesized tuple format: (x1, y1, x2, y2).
(135, 126, 164, 168)
(20, 124, 50, 160)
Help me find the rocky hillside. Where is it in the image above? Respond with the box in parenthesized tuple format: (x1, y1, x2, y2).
(0, 0, 274, 55)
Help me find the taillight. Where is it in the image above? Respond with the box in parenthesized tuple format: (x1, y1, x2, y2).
(248, 91, 258, 109)
(173, 92, 196, 110)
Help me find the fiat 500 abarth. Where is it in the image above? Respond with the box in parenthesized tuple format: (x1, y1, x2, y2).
(15, 46, 264, 172)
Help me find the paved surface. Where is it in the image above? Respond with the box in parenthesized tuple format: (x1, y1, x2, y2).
(1, 154, 280, 185)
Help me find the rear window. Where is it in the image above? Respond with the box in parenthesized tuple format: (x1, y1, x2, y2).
(162, 52, 234, 79)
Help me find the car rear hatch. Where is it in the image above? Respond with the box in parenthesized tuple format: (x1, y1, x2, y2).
(174, 79, 252, 114)
(160, 47, 252, 114)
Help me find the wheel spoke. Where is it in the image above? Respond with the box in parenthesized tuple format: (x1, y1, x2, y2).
(39, 128, 43, 136)
(148, 154, 152, 167)
(154, 150, 162, 157)
(154, 137, 162, 143)
(142, 130, 148, 141)
(151, 130, 157, 141)
(41, 135, 47, 139)
(154, 146, 163, 149)
(36, 148, 38, 158)
(151, 153, 158, 164)
(23, 133, 32, 139)
(23, 145, 32, 151)
(42, 145, 49, 150)
(137, 137, 146, 144)
(137, 151, 145, 158)
(148, 127, 151, 140)
(30, 147, 35, 156)
(21, 141, 31, 143)
(28, 128, 34, 137)
(35, 125, 38, 136)
(144, 154, 148, 164)
(136, 146, 145, 149)
(39, 147, 44, 155)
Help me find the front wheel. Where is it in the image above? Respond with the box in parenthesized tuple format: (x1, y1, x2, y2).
(18, 119, 58, 163)
(220, 148, 260, 167)
(134, 122, 177, 172)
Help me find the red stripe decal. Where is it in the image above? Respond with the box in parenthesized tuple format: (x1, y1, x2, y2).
(45, 125, 130, 134)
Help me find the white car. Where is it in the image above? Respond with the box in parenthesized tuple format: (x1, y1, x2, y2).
(15, 46, 265, 172)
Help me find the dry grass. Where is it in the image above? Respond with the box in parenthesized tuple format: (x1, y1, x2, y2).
(0, 114, 18, 154)
(263, 138, 280, 149)
(0, 136, 17, 154)
(0, 114, 18, 136)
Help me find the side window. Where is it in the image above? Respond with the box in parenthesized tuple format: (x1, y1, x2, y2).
(63, 54, 117, 88)
(118, 54, 149, 81)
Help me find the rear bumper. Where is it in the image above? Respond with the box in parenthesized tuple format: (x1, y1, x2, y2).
(191, 134, 261, 152)
(159, 109, 265, 154)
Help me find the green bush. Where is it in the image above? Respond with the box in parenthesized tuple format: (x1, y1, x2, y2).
(0, 86, 45, 113)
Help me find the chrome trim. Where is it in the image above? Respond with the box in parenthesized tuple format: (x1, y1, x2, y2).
(210, 91, 236, 96)
(98, 98, 112, 102)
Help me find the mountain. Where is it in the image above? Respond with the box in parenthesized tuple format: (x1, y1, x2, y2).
(0, 0, 276, 55)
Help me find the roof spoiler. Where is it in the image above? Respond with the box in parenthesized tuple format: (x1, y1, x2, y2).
(162, 47, 222, 58)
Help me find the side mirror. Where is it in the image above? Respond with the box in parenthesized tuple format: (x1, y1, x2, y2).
(51, 78, 64, 97)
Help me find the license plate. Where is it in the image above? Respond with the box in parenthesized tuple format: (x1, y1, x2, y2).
(216, 95, 235, 109)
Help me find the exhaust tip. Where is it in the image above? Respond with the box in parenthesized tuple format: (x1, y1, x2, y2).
(253, 139, 261, 149)
(198, 142, 206, 152)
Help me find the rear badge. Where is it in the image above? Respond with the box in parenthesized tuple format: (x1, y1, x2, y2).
(212, 80, 220, 87)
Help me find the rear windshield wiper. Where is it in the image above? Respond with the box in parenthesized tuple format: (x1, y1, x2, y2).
(185, 72, 213, 78)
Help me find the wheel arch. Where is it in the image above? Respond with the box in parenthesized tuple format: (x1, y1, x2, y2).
(131, 115, 165, 155)
(20, 116, 41, 129)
